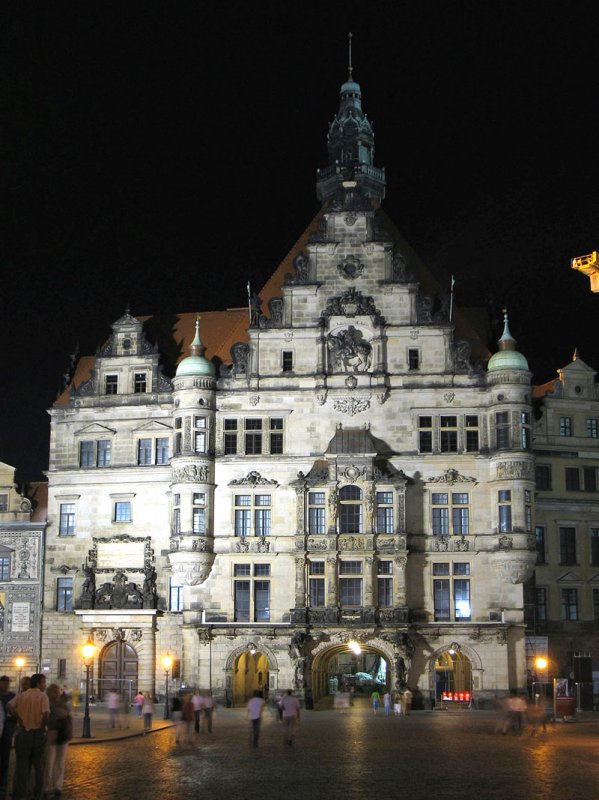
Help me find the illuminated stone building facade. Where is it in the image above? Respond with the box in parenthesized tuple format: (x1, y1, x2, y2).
(41, 70, 538, 707)
(529, 353, 599, 696)
(0, 462, 46, 678)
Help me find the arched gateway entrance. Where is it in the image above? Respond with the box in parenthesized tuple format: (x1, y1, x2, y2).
(232, 649, 270, 706)
(311, 642, 392, 704)
(98, 640, 139, 702)
(433, 648, 473, 702)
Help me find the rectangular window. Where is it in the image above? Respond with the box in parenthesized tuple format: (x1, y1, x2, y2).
(432, 493, 449, 536)
(309, 578, 325, 607)
(234, 564, 251, 576)
(105, 374, 118, 395)
(584, 467, 597, 492)
(535, 526, 546, 565)
(536, 587, 547, 622)
(270, 418, 284, 455)
(245, 419, 262, 455)
(378, 577, 393, 607)
(0, 494, 7, 512)
(465, 415, 479, 452)
(378, 560, 393, 575)
(560, 416, 572, 437)
(308, 492, 326, 535)
(282, 351, 293, 372)
(376, 491, 394, 533)
(433, 579, 450, 621)
(339, 577, 362, 606)
(587, 418, 598, 439)
(170, 579, 184, 612)
(80, 441, 95, 467)
(496, 411, 510, 449)
(591, 529, 599, 566)
(138, 438, 153, 466)
(134, 373, 147, 393)
(173, 508, 181, 535)
(440, 416, 458, 453)
(224, 418, 238, 455)
(192, 507, 206, 534)
(408, 348, 419, 370)
(451, 493, 470, 535)
(521, 411, 531, 450)
(498, 490, 512, 532)
(535, 465, 552, 490)
(0, 557, 10, 581)
(559, 527, 577, 565)
(418, 416, 433, 453)
(58, 659, 67, 680)
(254, 495, 272, 536)
(235, 495, 252, 537)
(254, 581, 270, 621)
(57, 578, 73, 612)
(565, 468, 580, 491)
(156, 438, 169, 465)
(194, 431, 207, 454)
(453, 579, 471, 621)
(97, 440, 111, 467)
(59, 503, 76, 536)
(234, 581, 250, 621)
(561, 588, 578, 620)
(114, 501, 132, 523)
(254, 564, 270, 577)
(339, 560, 362, 574)
(525, 490, 532, 532)
(309, 561, 325, 575)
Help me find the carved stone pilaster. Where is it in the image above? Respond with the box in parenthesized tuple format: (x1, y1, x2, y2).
(396, 484, 407, 533)
(294, 485, 306, 535)
(326, 556, 337, 606)
(294, 557, 306, 608)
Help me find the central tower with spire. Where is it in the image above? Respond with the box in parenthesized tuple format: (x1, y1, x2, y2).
(316, 34, 386, 204)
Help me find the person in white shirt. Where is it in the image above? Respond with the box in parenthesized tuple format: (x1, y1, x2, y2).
(247, 690, 265, 747)
(280, 690, 300, 746)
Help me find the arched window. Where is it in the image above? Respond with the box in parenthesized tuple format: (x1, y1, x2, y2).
(339, 485, 363, 533)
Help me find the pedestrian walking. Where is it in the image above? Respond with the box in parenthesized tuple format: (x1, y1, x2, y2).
(0, 676, 16, 791)
(202, 690, 215, 733)
(247, 690, 265, 747)
(182, 695, 195, 744)
(7, 673, 50, 800)
(44, 683, 72, 798)
(192, 689, 204, 734)
(403, 688, 413, 716)
(134, 691, 144, 717)
(141, 692, 154, 733)
(280, 689, 300, 746)
(392, 688, 403, 716)
(383, 690, 392, 716)
(106, 688, 121, 729)
(171, 695, 183, 743)
(371, 688, 381, 714)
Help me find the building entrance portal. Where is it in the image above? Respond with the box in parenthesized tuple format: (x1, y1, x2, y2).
(98, 640, 139, 703)
(233, 650, 269, 706)
(434, 649, 472, 701)
(311, 643, 391, 705)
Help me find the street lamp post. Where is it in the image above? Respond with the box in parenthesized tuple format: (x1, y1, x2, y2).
(162, 655, 173, 720)
(14, 657, 25, 694)
(81, 640, 96, 739)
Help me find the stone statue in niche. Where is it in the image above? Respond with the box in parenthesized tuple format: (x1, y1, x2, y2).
(143, 565, 158, 607)
(231, 342, 249, 375)
(267, 297, 284, 326)
(80, 564, 96, 609)
(327, 326, 372, 373)
(417, 296, 433, 324)
(284, 251, 311, 284)
(111, 570, 128, 608)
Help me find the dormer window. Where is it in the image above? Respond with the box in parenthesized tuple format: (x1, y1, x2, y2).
(105, 375, 118, 395)
(134, 373, 147, 394)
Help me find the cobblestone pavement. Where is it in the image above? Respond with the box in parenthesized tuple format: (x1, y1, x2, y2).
(7, 705, 599, 799)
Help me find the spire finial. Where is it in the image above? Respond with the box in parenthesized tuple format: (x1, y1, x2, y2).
(348, 32, 353, 80)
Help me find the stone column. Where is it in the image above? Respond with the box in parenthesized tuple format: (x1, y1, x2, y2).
(294, 486, 306, 535)
(365, 485, 375, 534)
(326, 556, 338, 607)
(364, 556, 374, 607)
(394, 555, 407, 606)
(396, 484, 407, 533)
(294, 557, 306, 609)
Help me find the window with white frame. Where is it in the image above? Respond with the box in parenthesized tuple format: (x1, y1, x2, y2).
(234, 494, 271, 537)
(465, 415, 479, 452)
(377, 560, 393, 607)
(134, 372, 147, 393)
(339, 486, 363, 534)
(193, 492, 206, 534)
(308, 560, 325, 607)
(269, 418, 284, 454)
(559, 416, 572, 437)
(114, 501, 132, 523)
(339, 560, 363, 607)
(308, 492, 326, 534)
(520, 411, 531, 449)
(170, 579, 184, 612)
(498, 490, 512, 532)
(439, 416, 458, 453)
(587, 418, 598, 439)
(418, 416, 433, 453)
(59, 503, 75, 536)
(233, 563, 270, 621)
(376, 492, 394, 533)
(431, 493, 470, 536)
(495, 412, 510, 449)
(561, 587, 578, 620)
(245, 419, 262, 454)
(432, 562, 471, 621)
(194, 416, 207, 454)
(137, 437, 170, 466)
(105, 374, 119, 395)
(173, 493, 181, 535)
(79, 439, 111, 468)
(0, 554, 10, 581)
(57, 578, 73, 612)
(224, 419, 238, 454)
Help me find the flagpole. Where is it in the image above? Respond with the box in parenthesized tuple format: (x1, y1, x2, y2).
(449, 275, 455, 322)
(247, 281, 252, 326)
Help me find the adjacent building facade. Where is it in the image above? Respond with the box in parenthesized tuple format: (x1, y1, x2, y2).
(0, 462, 46, 679)
(529, 352, 599, 700)
(40, 70, 540, 707)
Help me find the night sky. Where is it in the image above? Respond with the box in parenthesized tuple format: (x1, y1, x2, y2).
(2, 0, 599, 481)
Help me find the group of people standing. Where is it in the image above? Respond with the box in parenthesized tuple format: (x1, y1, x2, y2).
(247, 690, 300, 748)
(371, 687, 413, 716)
(0, 672, 73, 800)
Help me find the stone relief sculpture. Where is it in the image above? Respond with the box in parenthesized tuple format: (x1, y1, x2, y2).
(229, 471, 278, 487)
(327, 327, 372, 373)
(428, 468, 476, 484)
(416, 296, 433, 324)
(92, 568, 157, 610)
(322, 287, 379, 320)
(337, 255, 365, 280)
(454, 340, 473, 373)
(172, 464, 209, 483)
(284, 251, 311, 284)
(230, 342, 249, 375)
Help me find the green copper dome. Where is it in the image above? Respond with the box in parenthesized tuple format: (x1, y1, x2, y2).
(176, 318, 216, 378)
(487, 312, 529, 372)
